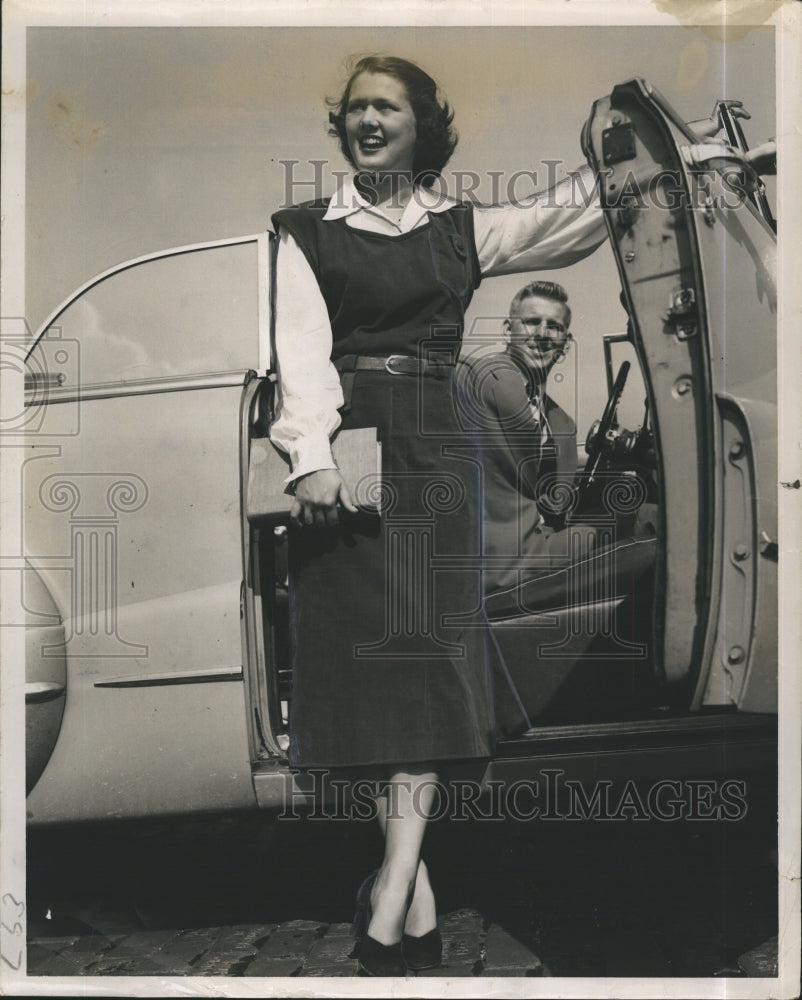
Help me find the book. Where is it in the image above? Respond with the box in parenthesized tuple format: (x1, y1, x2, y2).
(246, 426, 382, 522)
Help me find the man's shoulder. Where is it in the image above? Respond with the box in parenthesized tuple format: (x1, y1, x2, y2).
(457, 351, 528, 413)
(459, 350, 523, 384)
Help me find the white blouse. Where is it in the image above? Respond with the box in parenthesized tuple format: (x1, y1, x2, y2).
(271, 167, 606, 482)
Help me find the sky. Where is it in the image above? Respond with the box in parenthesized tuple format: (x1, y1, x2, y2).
(24, 22, 776, 430)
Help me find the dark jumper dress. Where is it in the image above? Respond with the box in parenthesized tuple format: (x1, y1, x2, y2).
(272, 199, 527, 768)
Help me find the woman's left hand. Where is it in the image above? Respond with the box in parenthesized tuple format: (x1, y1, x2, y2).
(291, 468, 358, 528)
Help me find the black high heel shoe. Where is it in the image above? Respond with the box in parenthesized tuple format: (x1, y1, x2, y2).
(350, 870, 377, 942)
(351, 871, 406, 977)
(402, 926, 443, 971)
(358, 934, 407, 977)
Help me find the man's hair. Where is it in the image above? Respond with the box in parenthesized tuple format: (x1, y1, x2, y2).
(326, 55, 458, 187)
(509, 280, 572, 328)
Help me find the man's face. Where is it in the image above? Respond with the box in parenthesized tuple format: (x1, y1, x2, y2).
(503, 294, 572, 382)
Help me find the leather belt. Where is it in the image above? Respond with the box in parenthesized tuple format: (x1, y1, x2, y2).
(334, 354, 454, 377)
(334, 354, 454, 411)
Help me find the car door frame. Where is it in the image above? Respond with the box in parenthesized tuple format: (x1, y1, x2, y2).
(582, 77, 777, 715)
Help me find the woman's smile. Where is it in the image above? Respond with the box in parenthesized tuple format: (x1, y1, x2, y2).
(358, 134, 387, 153)
(345, 72, 417, 175)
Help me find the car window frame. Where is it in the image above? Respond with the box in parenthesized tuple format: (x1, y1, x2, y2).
(24, 232, 273, 401)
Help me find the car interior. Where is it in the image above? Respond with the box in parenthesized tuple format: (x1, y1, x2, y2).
(245, 322, 672, 754)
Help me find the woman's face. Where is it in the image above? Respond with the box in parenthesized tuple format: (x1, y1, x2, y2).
(344, 72, 417, 175)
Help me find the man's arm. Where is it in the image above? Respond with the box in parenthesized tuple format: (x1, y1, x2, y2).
(473, 358, 546, 499)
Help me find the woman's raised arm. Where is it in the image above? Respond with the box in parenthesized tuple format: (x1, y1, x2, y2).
(474, 163, 607, 277)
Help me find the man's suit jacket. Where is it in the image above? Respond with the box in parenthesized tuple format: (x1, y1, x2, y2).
(462, 352, 580, 592)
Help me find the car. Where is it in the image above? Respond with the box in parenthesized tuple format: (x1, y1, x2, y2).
(22, 79, 777, 825)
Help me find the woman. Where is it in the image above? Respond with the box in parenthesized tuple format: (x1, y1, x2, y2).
(270, 55, 606, 976)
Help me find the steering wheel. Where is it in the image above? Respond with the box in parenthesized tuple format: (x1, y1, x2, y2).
(576, 360, 630, 503)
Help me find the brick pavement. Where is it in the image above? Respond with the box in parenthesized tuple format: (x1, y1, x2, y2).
(26, 908, 546, 978)
(24, 797, 779, 980)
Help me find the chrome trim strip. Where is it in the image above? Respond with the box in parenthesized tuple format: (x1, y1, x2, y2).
(94, 665, 243, 688)
(25, 370, 251, 404)
(489, 597, 625, 626)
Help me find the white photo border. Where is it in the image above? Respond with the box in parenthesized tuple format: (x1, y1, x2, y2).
(2, 1, 799, 997)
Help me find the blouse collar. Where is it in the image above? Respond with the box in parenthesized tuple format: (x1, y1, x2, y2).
(323, 175, 457, 230)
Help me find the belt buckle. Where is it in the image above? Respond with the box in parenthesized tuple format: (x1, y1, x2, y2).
(384, 354, 409, 375)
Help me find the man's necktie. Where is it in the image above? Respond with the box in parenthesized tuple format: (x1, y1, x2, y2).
(528, 391, 551, 447)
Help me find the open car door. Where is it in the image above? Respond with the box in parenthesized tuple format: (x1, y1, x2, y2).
(582, 79, 777, 714)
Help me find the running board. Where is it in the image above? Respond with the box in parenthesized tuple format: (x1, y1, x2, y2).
(487, 711, 776, 785)
(250, 712, 776, 812)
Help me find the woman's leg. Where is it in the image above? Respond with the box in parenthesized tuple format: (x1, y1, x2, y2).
(374, 786, 438, 938)
(367, 767, 439, 945)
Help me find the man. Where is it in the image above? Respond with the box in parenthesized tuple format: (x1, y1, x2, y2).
(464, 280, 598, 607)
